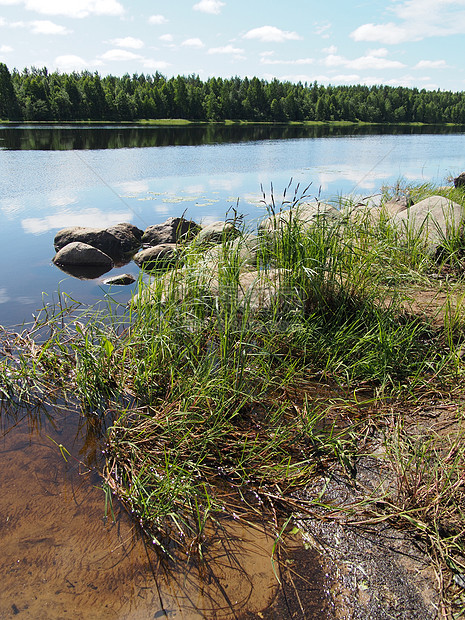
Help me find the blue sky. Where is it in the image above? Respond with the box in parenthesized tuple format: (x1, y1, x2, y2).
(0, 0, 464, 91)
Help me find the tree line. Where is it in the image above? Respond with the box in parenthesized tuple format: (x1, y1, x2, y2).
(1, 63, 465, 124)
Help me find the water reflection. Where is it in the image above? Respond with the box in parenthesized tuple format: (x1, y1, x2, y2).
(1, 123, 465, 151)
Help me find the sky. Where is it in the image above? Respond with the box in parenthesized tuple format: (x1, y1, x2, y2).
(0, 0, 464, 91)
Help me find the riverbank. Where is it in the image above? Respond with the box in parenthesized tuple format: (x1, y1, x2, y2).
(1, 181, 465, 617)
(2, 118, 465, 129)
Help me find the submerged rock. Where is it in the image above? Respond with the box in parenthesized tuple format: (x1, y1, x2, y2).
(141, 217, 201, 246)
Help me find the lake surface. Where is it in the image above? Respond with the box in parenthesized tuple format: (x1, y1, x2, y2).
(1, 124, 465, 327)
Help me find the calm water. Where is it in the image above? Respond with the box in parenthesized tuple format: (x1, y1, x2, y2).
(0, 124, 464, 326)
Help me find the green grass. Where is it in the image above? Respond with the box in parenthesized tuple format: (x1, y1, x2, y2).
(2, 181, 465, 613)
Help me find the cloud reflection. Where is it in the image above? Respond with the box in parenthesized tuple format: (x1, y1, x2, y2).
(0, 288, 11, 304)
(21, 208, 132, 235)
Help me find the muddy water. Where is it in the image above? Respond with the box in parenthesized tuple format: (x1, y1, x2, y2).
(0, 405, 329, 619)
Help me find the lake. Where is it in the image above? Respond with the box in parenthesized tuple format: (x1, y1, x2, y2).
(1, 124, 465, 327)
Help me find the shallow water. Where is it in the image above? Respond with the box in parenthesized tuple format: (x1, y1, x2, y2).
(1, 403, 328, 619)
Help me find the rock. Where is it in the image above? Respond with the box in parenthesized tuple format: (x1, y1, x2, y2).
(53, 241, 114, 267)
(105, 223, 144, 251)
(54, 223, 142, 262)
(202, 234, 262, 269)
(102, 273, 136, 286)
(53, 242, 114, 278)
(195, 221, 241, 244)
(453, 172, 465, 188)
(141, 217, 201, 246)
(259, 202, 340, 233)
(392, 195, 464, 252)
(133, 244, 178, 269)
(350, 195, 412, 224)
(133, 267, 293, 313)
(383, 194, 412, 215)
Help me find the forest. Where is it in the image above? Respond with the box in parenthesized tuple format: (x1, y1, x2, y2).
(1, 62, 465, 124)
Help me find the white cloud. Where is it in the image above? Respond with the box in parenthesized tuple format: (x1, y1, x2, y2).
(193, 0, 225, 15)
(10, 0, 125, 18)
(314, 22, 331, 38)
(351, 0, 465, 44)
(414, 59, 448, 69)
(0, 17, 5, 26)
(110, 36, 144, 49)
(208, 44, 244, 54)
(351, 22, 411, 44)
(322, 45, 337, 54)
(100, 49, 142, 62)
(142, 58, 171, 70)
(243, 25, 302, 43)
(261, 57, 313, 66)
(149, 14, 168, 25)
(159, 33, 173, 42)
(0, 44, 12, 52)
(54, 54, 92, 71)
(272, 73, 313, 84)
(324, 50, 405, 71)
(30, 19, 70, 34)
(181, 37, 205, 48)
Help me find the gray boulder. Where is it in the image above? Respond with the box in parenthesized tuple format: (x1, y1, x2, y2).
(392, 195, 464, 251)
(202, 234, 262, 269)
(141, 217, 201, 246)
(195, 221, 241, 244)
(133, 267, 290, 313)
(259, 202, 340, 233)
(53, 241, 114, 269)
(54, 222, 142, 261)
(133, 244, 178, 269)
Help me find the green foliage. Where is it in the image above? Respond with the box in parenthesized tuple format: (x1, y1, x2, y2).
(3, 64, 465, 123)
